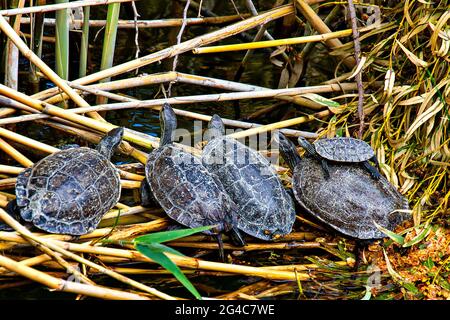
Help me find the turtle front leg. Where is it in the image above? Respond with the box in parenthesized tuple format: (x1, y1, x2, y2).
(216, 234, 226, 262)
(320, 159, 331, 179)
(139, 181, 157, 207)
(370, 155, 380, 169)
(362, 161, 381, 180)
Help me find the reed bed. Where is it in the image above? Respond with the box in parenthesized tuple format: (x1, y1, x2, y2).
(0, 0, 448, 300)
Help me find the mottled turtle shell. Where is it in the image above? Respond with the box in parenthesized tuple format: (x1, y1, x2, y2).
(15, 147, 121, 235)
(145, 144, 237, 234)
(203, 137, 296, 240)
(293, 156, 409, 239)
(314, 137, 375, 163)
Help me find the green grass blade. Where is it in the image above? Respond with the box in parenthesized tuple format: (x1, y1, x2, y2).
(134, 225, 215, 244)
(139, 242, 186, 257)
(402, 223, 432, 247)
(135, 243, 202, 299)
(373, 221, 404, 245)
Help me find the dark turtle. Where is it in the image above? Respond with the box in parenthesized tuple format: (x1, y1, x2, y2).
(0, 127, 124, 235)
(202, 114, 296, 241)
(298, 136, 380, 179)
(277, 132, 410, 240)
(141, 104, 245, 261)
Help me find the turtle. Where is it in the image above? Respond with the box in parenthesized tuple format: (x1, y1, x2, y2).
(297, 136, 381, 180)
(0, 127, 124, 235)
(202, 114, 296, 241)
(276, 132, 410, 240)
(140, 103, 245, 261)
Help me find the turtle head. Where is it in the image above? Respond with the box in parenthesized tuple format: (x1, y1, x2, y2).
(297, 136, 318, 158)
(205, 114, 225, 142)
(297, 136, 310, 150)
(160, 103, 177, 146)
(274, 131, 301, 170)
(96, 127, 124, 159)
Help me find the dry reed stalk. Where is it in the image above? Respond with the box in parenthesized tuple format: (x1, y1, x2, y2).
(115, 202, 129, 209)
(167, 241, 331, 251)
(296, 215, 328, 231)
(98, 214, 152, 227)
(0, 116, 147, 167)
(0, 255, 150, 300)
(262, 261, 349, 271)
(0, 83, 162, 150)
(44, 72, 179, 104)
(0, 137, 33, 167)
(33, 118, 149, 164)
(0, 178, 17, 189)
(0, 15, 103, 120)
(0, 0, 138, 16)
(49, 71, 342, 112)
(118, 169, 144, 181)
(120, 180, 141, 189)
(4, 124, 151, 176)
(160, 231, 316, 243)
(254, 283, 296, 298)
(0, 126, 59, 154)
(216, 280, 271, 299)
(228, 110, 331, 139)
(0, 254, 52, 275)
(176, 72, 330, 110)
(31, 4, 295, 100)
(68, 79, 319, 138)
(0, 209, 94, 285)
(0, 218, 167, 251)
(16, 15, 248, 28)
(101, 206, 163, 220)
(32, 213, 154, 239)
(294, 0, 355, 68)
(0, 208, 176, 299)
(0, 108, 15, 118)
(51, 84, 356, 115)
(33, 239, 310, 281)
(0, 94, 40, 114)
(194, 28, 355, 53)
(98, 218, 169, 241)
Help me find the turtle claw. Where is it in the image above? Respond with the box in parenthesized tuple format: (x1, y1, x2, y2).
(229, 226, 246, 247)
(140, 181, 157, 207)
(216, 234, 226, 262)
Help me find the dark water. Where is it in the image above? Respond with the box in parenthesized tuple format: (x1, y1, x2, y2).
(1, 1, 349, 299)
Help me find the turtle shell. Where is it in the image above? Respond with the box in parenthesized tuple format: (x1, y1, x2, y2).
(15, 147, 121, 235)
(145, 144, 237, 234)
(203, 137, 295, 240)
(292, 156, 410, 239)
(314, 137, 375, 163)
